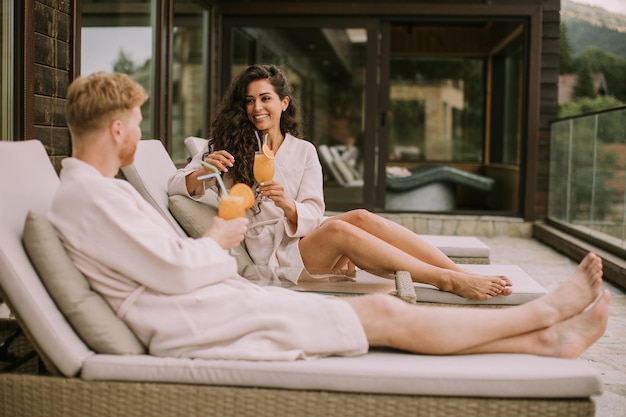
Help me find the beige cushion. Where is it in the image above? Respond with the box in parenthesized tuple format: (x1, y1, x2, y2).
(81, 351, 602, 398)
(413, 264, 547, 305)
(22, 211, 145, 355)
(168, 195, 254, 271)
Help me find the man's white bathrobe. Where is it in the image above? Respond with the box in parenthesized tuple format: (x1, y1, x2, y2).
(48, 157, 368, 361)
(168, 134, 326, 269)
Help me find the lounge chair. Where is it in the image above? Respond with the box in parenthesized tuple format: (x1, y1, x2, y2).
(316, 143, 494, 212)
(0, 140, 604, 416)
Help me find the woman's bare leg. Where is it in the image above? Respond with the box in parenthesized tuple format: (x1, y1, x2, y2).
(323, 210, 512, 294)
(300, 217, 510, 299)
(343, 253, 604, 355)
(328, 210, 495, 273)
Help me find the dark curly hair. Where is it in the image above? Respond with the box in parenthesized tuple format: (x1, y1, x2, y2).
(210, 64, 301, 188)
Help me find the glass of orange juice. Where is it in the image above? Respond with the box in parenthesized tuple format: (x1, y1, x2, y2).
(218, 195, 246, 220)
(219, 183, 255, 220)
(217, 183, 255, 255)
(254, 145, 275, 201)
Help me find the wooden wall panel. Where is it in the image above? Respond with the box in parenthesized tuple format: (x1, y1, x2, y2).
(30, 0, 73, 172)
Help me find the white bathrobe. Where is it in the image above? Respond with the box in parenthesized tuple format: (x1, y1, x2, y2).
(49, 157, 368, 361)
(168, 134, 325, 269)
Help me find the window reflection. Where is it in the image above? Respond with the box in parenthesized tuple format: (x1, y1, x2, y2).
(388, 57, 484, 162)
(171, 1, 209, 164)
(81, 0, 155, 139)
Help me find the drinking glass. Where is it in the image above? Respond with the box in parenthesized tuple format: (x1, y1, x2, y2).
(253, 150, 275, 201)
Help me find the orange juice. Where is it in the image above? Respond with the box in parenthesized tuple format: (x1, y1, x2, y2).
(218, 195, 246, 220)
(253, 153, 275, 183)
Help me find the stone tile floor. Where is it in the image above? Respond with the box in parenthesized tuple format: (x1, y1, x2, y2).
(481, 236, 626, 417)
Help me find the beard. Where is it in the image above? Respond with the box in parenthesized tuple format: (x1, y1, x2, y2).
(119, 139, 137, 168)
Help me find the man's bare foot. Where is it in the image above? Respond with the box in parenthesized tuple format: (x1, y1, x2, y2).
(539, 289, 610, 358)
(538, 252, 603, 324)
(445, 272, 512, 300)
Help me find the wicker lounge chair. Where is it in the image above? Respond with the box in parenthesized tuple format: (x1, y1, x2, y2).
(0, 140, 602, 417)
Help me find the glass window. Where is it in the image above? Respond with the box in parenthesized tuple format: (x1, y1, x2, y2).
(171, 1, 209, 165)
(491, 35, 526, 165)
(384, 20, 527, 213)
(81, 0, 155, 140)
(388, 57, 484, 162)
(1, 0, 13, 140)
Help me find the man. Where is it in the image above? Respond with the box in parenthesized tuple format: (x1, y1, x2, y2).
(49, 72, 609, 361)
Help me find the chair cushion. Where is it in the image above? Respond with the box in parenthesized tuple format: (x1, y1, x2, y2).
(22, 211, 145, 355)
(168, 195, 254, 271)
(81, 350, 602, 398)
(419, 235, 490, 258)
(413, 264, 547, 305)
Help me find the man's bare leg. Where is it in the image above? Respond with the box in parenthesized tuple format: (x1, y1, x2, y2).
(455, 290, 610, 358)
(343, 253, 604, 355)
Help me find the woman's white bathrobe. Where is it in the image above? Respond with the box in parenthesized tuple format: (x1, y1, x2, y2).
(168, 134, 325, 269)
(48, 157, 368, 361)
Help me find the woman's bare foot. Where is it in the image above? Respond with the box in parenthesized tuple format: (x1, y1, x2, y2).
(538, 252, 603, 324)
(538, 289, 610, 358)
(443, 272, 513, 300)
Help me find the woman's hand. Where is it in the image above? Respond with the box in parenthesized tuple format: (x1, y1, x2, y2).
(185, 150, 234, 196)
(258, 180, 298, 224)
(202, 150, 234, 173)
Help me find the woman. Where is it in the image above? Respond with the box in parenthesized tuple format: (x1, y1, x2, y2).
(168, 64, 512, 300)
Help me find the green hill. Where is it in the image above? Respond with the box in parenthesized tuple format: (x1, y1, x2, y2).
(562, 0, 626, 60)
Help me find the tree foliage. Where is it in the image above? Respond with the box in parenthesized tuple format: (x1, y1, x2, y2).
(113, 50, 136, 75)
(559, 23, 574, 74)
(575, 48, 626, 103)
(573, 58, 596, 99)
(559, 96, 624, 118)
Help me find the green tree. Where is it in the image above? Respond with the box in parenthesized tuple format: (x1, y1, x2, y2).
(113, 50, 136, 75)
(576, 48, 626, 103)
(560, 23, 574, 74)
(573, 59, 596, 99)
(559, 95, 624, 118)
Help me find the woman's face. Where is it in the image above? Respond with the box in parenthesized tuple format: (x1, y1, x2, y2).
(245, 79, 289, 134)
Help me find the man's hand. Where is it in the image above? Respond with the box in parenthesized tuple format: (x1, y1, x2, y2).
(203, 216, 248, 250)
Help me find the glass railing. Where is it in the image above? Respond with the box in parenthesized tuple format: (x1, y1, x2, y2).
(549, 106, 626, 253)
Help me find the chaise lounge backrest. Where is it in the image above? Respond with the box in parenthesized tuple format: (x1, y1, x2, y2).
(184, 136, 208, 158)
(123, 139, 254, 270)
(0, 140, 93, 376)
(121, 139, 187, 237)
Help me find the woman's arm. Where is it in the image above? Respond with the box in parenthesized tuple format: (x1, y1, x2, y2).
(168, 144, 234, 198)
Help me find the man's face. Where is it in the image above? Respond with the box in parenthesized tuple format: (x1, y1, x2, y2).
(119, 106, 143, 167)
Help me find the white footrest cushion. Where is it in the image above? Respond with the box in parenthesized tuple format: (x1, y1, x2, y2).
(414, 264, 547, 305)
(420, 235, 490, 258)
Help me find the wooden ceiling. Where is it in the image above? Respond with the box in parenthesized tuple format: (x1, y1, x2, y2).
(391, 22, 524, 57)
